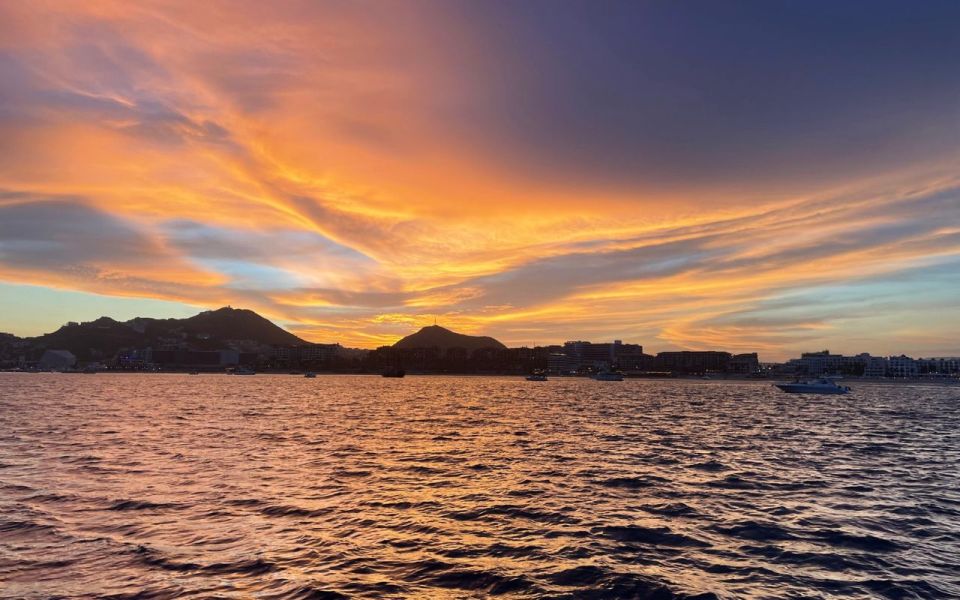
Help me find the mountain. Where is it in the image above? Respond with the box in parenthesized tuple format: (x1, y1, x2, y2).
(393, 325, 506, 352)
(177, 307, 304, 346)
(3, 307, 306, 362)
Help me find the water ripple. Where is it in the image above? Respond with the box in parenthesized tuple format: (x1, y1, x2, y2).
(1, 373, 958, 599)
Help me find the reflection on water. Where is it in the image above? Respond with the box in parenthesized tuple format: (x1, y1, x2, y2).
(1, 374, 958, 599)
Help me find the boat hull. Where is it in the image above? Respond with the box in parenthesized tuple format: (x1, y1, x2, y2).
(593, 374, 624, 381)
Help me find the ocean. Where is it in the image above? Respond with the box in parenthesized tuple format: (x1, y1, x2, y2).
(1, 374, 958, 599)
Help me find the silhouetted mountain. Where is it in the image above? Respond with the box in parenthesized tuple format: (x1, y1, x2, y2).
(393, 325, 506, 351)
(4, 307, 306, 361)
(179, 307, 304, 346)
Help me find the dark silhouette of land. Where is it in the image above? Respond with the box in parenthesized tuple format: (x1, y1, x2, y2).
(393, 324, 507, 352)
(3, 306, 955, 379)
(0, 307, 304, 364)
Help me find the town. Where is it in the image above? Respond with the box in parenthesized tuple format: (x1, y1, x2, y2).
(1, 307, 957, 380)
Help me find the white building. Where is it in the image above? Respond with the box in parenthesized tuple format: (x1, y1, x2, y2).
(918, 357, 960, 374)
(863, 355, 889, 377)
(888, 355, 918, 378)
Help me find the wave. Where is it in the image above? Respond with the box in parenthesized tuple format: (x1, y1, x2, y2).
(136, 544, 277, 576)
(811, 529, 902, 552)
(596, 525, 710, 547)
(599, 475, 670, 489)
(109, 499, 183, 511)
(548, 567, 720, 599)
(442, 504, 578, 524)
(711, 520, 796, 541)
(259, 504, 333, 518)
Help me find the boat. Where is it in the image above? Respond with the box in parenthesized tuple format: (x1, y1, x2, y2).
(526, 372, 548, 381)
(304, 372, 317, 378)
(775, 378, 850, 394)
(230, 367, 256, 375)
(382, 367, 406, 378)
(592, 370, 624, 381)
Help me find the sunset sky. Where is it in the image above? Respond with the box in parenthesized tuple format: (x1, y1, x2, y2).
(1, 1, 958, 359)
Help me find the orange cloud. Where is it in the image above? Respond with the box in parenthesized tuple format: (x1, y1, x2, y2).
(0, 2, 958, 359)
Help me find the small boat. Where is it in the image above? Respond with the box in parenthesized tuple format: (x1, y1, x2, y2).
(592, 370, 624, 381)
(382, 367, 406, 378)
(231, 367, 256, 375)
(304, 372, 317, 378)
(526, 372, 548, 381)
(775, 378, 850, 394)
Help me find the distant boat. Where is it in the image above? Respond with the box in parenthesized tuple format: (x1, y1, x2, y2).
(382, 367, 405, 378)
(231, 367, 256, 375)
(592, 370, 624, 381)
(526, 372, 548, 381)
(304, 372, 317, 378)
(775, 378, 850, 394)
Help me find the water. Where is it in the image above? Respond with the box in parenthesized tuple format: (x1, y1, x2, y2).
(1, 374, 958, 599)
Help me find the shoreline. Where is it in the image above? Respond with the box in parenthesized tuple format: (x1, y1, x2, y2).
(2, 370, 957, 385)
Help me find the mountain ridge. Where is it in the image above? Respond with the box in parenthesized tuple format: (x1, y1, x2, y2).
(393, 324, 506, 351)
(3, 306, 306, 361)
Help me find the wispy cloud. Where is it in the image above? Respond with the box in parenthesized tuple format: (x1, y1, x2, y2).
(0, 1, 957, 358)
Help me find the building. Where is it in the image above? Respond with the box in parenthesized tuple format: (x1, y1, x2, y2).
(273, 343, 343, 367)
(38, 349, 77, 371)
(728, 353, 760, 374)
(657, 351, 731, 374)
(787, 350, 844, 376)
(553, 340, 644, 372)
(863, 355, 889, 377)
(612, 341, 646, 370)
(547, 352, 579, 374)
(917, 357, 960, 375)
(888, 355, 919, 378)
(783, 351, 959, 379)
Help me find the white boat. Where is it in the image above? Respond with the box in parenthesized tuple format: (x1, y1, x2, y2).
(592, 370, 624, 381)
(526, 373, 548, 381)
(775, 378, 850, 394)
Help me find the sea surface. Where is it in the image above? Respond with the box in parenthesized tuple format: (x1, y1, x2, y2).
(1, 374, 958, 599)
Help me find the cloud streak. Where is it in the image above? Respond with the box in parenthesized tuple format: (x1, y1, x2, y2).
(0, 1, 958, 359)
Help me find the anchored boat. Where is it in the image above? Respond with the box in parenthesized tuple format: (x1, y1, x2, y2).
(592, 370, 624, 381)
(775, 378, 850, 394)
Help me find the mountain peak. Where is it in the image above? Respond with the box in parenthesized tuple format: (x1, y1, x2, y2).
(184, 307, 304, 345)
(18, 306, 306, 360)
(393, 324, 505, 351)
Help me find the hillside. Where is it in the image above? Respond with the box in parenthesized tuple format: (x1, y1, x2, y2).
(393, 325, 506, 352)
(176, 307, 304, 346)
(7, 307, 306, 361)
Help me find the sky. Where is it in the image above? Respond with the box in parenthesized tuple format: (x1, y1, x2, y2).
(0, 0, 958, 360)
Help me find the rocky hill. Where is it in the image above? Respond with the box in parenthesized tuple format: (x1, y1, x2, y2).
(2, 307, 305, 362)
(393, 325, 506, 352)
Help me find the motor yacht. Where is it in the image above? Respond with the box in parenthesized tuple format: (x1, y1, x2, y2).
(775, 378, 850, 394)
(592, 370, 624, 381)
